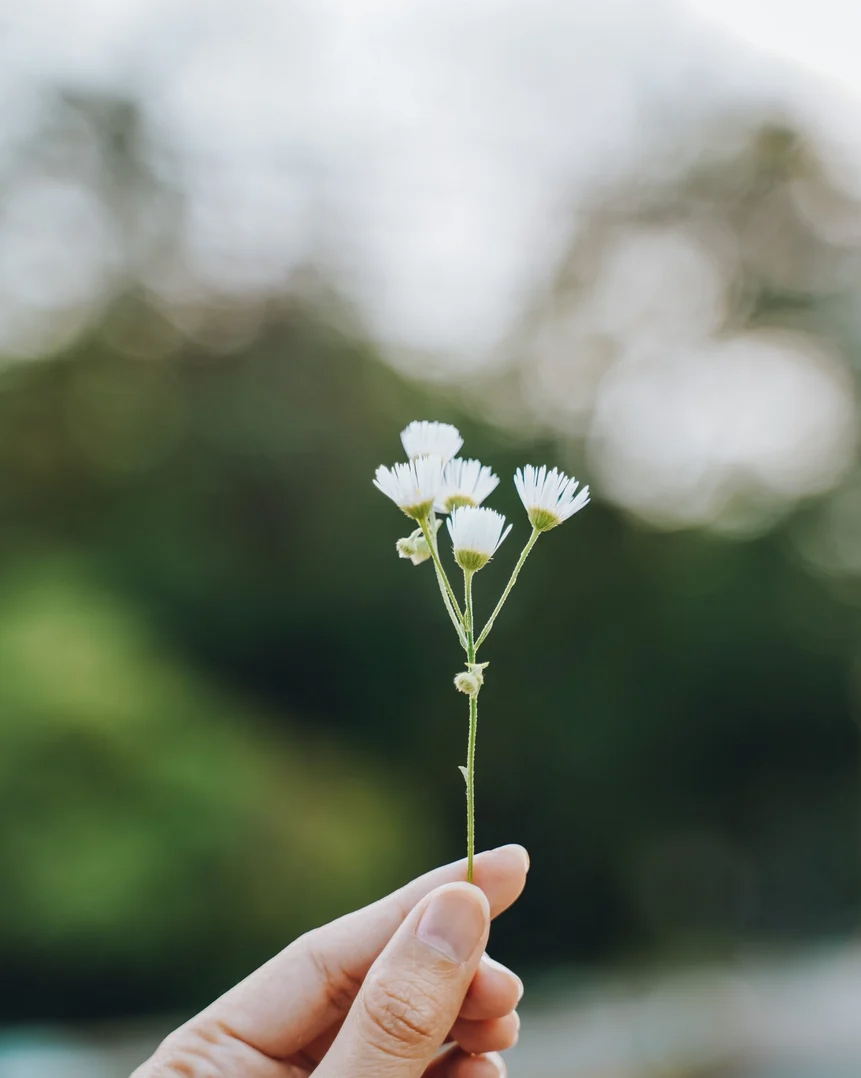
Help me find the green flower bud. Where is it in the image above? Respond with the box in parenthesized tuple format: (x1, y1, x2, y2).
(396, 536, 418, 559)
(454, 662, 489, 695)
(454, 671, 481, 695)
(396, 521, 440, 566)
(408, 535, 432, 565)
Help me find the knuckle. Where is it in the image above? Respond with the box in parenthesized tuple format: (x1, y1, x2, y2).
(301, 934, 365, 1015)
(141, 1025, 230, 1078)
(360, 976, 441, 1059)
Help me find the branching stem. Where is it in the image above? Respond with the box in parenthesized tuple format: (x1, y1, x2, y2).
(475, 527, 540, 651)
(420, 514, 467, 649)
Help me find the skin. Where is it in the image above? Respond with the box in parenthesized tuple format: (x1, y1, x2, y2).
(132, 844, 529, 1078)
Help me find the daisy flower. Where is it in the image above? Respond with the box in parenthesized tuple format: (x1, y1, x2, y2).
(400, 420, 463, 463)
(514, 465, 590, 532)
(436, 458, 500, 514)
(374, 456, 444, 519)
(447, 506, 512, 572)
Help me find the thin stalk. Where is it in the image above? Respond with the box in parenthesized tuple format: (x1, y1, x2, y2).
(464, 569, 477, 883)
(474, 527, 540, 651)
(466, 692, 478, 883)
(420, 515, 467, 648)
(464, 568, 475, 648)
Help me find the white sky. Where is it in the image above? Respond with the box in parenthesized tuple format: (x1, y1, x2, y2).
(3, 0, 861, 528)
(2, 0, 861, 360)
(686, 0, 861, 101)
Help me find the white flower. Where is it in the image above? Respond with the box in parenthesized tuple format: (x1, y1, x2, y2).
(447, 506, 512, 572)
(514, 464, 590, 532)
(401, 420, 463, 462)
(436, 457, 500, 513)
(374, 456, 444, 519)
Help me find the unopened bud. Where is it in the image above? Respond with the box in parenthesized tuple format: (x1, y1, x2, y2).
(454, 671, 481, 695)
(408, 535, 431, 565)
(454, 661, 489, 695)
(397, 521, 440, 566)
(396, 536, 418, 559)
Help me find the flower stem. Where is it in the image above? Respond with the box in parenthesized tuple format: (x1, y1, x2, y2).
(420, 514, 467, 648)
(466, 692, 478, 883)
(464, 569, 478, 883)
(464, 567, 475, 646)
(475, 527, 540, 651)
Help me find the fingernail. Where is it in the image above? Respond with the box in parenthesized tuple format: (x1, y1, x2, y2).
(482, 955, 525, 1002)
(416, 886, 487, 964)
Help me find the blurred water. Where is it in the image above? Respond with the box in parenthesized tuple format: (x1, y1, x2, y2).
(6, 943, 861, 1077)
(0, 1028, 154, 1078)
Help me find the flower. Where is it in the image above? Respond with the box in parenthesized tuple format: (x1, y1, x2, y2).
(447, 506, 512, 572)
(514, 464, 590, 532)
(401, 420, 463, 462)
(436, 457, 500, 514)
(374, 456, 444, 519)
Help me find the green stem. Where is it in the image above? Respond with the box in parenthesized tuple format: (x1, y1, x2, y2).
(464, 569, 477, 883)
(466, 692, 478, 883)
(464, 568, 475, 648)
(474, 527, 540, 651)
(420, 515, 467, 649)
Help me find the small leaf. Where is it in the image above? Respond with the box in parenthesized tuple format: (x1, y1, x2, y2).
(458, 765, 469, 786)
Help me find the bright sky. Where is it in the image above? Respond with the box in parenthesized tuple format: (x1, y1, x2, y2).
(686, 0, 861, 101)
(3, 0, 861, 360)
(3, 0, 861, 527)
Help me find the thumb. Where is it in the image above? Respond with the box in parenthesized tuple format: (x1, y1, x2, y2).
(316, 882, 490, 1078)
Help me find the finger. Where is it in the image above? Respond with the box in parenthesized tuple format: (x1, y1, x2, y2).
(449, 1013, 520, 1055)
(131, 1024, 294, 1078)
(316, 882, 490, 1078)
(203, 845, 528, 1060)
(283, 953, 523, 1069)
(427, 1048, 506, 1078)
(458, 956, 523, 1021)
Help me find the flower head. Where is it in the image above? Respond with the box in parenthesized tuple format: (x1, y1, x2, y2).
(514, 465, 590, 532)
(401, 420, 463, 463)
(374, 456, 444, 519)
(447, 506, 512, 572)
(436, 457, 500, 514)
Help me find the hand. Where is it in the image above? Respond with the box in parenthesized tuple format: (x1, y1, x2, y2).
(133, 844, 529, 1078)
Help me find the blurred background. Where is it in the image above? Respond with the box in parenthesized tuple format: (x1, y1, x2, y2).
(3, 0, 861, 1075)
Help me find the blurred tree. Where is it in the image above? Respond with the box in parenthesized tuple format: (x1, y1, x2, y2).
(0, 558, 433, 1021)
(1, 91, 860, 1024)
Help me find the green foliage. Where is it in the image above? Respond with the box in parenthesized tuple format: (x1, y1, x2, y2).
(0, 557, 433, 1019)
(0, 301, 858, 1025)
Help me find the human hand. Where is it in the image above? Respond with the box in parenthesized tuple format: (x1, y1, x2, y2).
(133, 844, 529, 1078)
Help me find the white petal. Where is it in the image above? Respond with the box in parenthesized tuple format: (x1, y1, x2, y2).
(400, 420, 463, 462)
(514, 463, 590, 524)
